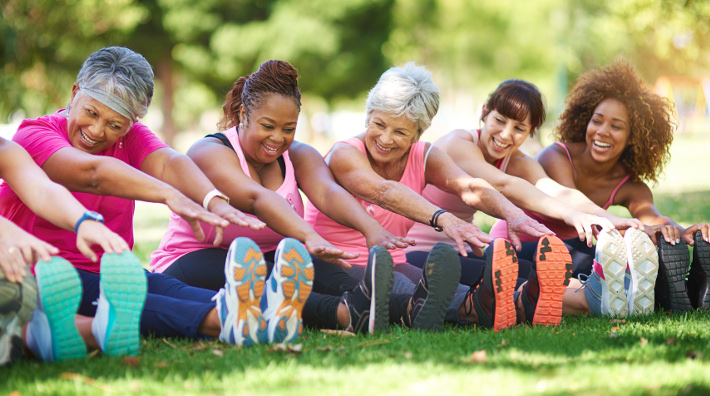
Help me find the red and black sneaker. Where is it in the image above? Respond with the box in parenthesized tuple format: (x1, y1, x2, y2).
(466, 238, 518, 331)
(519, 235, 572, 326)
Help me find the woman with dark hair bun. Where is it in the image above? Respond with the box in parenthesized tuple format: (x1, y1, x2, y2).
(152, 60, 419, 340)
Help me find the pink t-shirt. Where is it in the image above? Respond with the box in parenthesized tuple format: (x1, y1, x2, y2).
(304, 137, 427, 266)
(0, 111, 167, 273)
(488, 142, 631, 242)
(405, 129, 511, 252)
(150, 127, 304, 273)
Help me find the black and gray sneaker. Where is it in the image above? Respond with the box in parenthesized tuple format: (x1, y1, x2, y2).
(655, 236, 692, 312)
(687, 231, 710, 309)
(408, 243, 460, 331)
(341, 246, 394, 334)
(0, 264, 37, 366)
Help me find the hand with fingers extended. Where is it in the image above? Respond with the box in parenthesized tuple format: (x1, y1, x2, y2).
(207, 198, 266, 234)
(565, 212, 615, 247)
(505, 211, 554, 251)
(645, 224, 683, 246)
(0, 220, 57, 283)
(606, 215, 644, 232)
(304, 233, 358, 269)
(437, 212, 492, 257)
(164, 191, 230, 245)
(364, 226, 416, 251)
(683, 224, 710, 246)
(75, 220, 130, 263)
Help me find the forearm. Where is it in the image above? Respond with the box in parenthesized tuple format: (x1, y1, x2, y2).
(310, 185, 384, 236)
(498, 177, 580, 222)
(536, 178, 606, 217)
(21, 183, 86, 231)
(251, 194, 320, 242)
(457, 179, 529, 222)
(365, 180, 442, 225)
(150, 154, 216, 205)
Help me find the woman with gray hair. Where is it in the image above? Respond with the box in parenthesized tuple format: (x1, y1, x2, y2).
(0, 46, 268, 360)
(305, 62, 559, 331)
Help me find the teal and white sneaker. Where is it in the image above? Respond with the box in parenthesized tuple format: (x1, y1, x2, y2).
(0, 264, 37, 366)
(624, 228, 659, 315)
(213, 238, 268, 346)
(27, 257, 86, 362)
(92, 252, 147, 357)
(261, 238, 314, 343)
(593, 229, 629, 316)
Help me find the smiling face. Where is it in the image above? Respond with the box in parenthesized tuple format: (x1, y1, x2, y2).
(364, 110, 419, 165)
(239, 93, 300, 165)
(66, 85, 132, 154)
(479, 106, 532, 163)
(585, 98, 630, 163)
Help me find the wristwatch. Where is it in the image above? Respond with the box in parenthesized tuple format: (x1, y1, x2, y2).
(74, 210, 105, 233)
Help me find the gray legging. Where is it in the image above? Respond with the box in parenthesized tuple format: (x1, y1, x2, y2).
(344, 262, 469, 324)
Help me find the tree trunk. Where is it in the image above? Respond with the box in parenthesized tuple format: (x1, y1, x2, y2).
(157, 54, 176, 148)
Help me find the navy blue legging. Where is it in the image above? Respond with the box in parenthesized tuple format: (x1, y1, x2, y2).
(514, 237, 595, 278)
(76, 269, 215, 339)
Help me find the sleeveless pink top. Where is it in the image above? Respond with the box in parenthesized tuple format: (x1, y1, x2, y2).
(150, 127, 304, 273)
(405, 130, 511, 253)
(488, 142, 630, 242)
(304, 137, 427, 266)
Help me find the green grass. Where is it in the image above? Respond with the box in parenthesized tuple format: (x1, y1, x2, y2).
(3, 135, 710, 395)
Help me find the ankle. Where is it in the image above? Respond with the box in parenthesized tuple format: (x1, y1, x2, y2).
(337, 302, 350, 329)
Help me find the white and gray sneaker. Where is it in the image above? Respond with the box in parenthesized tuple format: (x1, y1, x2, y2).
(595, 229, 629, 316)
(624, 228, 659, 315)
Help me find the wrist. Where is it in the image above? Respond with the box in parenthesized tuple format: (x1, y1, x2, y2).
(74, 211, 104, 234)
(429, 209, 448, 232)
(203, 189, 230, 210)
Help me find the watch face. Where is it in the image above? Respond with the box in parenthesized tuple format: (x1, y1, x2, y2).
(87, 211, 104, 222)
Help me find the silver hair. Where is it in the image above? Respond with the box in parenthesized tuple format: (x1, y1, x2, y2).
(75, 46, 154, 120)
(365, 62, 440, 135)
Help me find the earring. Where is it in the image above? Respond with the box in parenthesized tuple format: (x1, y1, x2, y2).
(119, 139, 123, 148)
(239, 122, 244, 130)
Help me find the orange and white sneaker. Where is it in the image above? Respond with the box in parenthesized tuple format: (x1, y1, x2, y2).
(261, 238, 314, 343)
(519, 236, 573, 326)
(213, 237, 268, 346)
(466, 238, 518, 331)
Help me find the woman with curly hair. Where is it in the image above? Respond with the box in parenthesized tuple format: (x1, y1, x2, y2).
(491, 60, 710, 317)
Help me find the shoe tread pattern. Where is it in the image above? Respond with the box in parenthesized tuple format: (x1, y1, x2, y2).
(658, 236, 692, 312)
(491, 239, 518, 331)
(533, 236, 571, 326)
(625, 229, 659, 315)
(597, 230, 628, 316)
(229, 238, 268, 346)
(412, 243, 460, 331)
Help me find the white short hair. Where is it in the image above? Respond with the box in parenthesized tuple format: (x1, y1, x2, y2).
(365, 62, 440, 135)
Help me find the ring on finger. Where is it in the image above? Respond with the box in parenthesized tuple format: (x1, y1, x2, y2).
(8, 247, 17, 254)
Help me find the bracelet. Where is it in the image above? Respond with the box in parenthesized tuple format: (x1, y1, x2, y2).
(429, 209, 447, 232)
(74, 211, 104, 234)
(202, 189, 230, 210)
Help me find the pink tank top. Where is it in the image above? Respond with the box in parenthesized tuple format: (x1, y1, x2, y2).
(405, 130, 511, 253)
(150, 127, 304, 273)
(304, 137, 427, 266)
(488, 142, 630, 242)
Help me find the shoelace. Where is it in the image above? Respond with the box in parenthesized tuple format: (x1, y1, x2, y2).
(575, 273, 590, 293)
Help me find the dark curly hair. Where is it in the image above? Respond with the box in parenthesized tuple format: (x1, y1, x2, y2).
(218, 60, 301, 131)
(554, 60, 676, 183)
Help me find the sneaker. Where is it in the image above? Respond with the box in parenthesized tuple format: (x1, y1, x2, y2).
(261, 238, 314, 343)
(466, 239, 518, 331)
(688, 231, 710, 309)
(92, 252, 147, 357)
(213, 237, 268, 346)
(0, 264, 37, 366)
(519, 236, 573, 326)
(341, 245, 393, 334)
(27, 257, 86, 362)
(624, 228, 659, 315)
(594, 229, 629, 316)
(409, 243, 460, 331)
(656, 236, 692, 312)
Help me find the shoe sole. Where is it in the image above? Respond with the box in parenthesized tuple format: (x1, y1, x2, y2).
(36, 258, 86, 361)
(625, 229, 658, 315)
(267, 239, 314, 343)
(658, 237, 692, 312)
(695, 231, 710, 309)
(369, 246, 394, 334)
(227, 238, 268, 346)
(596, 230, 629, 316)
(0, 265, 37, 366)
(412, 243, 460, 331)
(533, 236, 572, 326)
(100, 253, 147, 357)
(490, 239, 518, 331)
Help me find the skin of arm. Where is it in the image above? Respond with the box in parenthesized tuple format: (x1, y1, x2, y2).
(186, 137, 356, 267)
(0, 216, 56, 282)
(327, 141, 549, 254)
(289, 141, 415, 250)
(0, 138, 128, 280)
